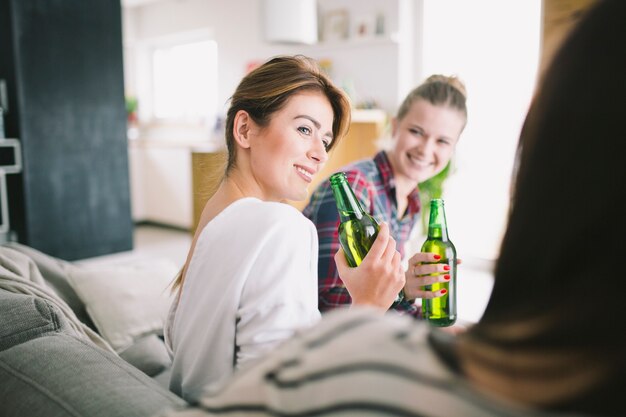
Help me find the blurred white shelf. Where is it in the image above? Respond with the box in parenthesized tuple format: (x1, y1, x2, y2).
(351, 108, 388, 123)
(307, 34, 399, 51)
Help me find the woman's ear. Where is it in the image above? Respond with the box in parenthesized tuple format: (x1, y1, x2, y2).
(233, 110, 252, 149)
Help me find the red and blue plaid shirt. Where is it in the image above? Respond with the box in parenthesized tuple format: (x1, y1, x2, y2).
(303, 151, 423, 318)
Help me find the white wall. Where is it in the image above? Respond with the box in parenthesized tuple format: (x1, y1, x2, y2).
(122, 0, 408, 228)
(125, 0, 265, 119)
(128, 142, 193, 228)
(418, 0, 542, 261)
(122, 0, 406, 115)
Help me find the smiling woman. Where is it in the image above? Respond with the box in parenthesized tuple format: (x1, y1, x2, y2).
(304, 74, 468, 320)
(163, 55, 406, 404)
(242, 91, 335, 202)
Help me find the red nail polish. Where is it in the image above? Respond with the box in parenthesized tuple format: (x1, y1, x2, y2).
(433, 254, 441, 260)
(443, 275, 450, 280)
(441, 289, 448, 295)
(443, 265, 450, 271)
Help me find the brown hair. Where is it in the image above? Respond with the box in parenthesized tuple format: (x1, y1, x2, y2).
(396, 74, 468, 129)
(224, 55, 351, 174)
(460, 1, 626, 414)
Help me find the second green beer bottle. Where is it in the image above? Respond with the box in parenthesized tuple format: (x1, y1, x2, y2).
(329, 172, 403, 305)
(421, 198, 457, 326)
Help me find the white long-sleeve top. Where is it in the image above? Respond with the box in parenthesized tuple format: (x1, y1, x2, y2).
(165, 198, 321, 403)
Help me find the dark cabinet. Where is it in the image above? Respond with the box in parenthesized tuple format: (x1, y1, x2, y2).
(0, 0, 133, 260)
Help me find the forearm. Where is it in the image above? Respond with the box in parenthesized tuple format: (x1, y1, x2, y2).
(318, 248, 353, 311)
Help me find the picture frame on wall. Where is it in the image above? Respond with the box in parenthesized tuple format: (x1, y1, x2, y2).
(322, 9, 349, 42)
(353, 14, 377, 39)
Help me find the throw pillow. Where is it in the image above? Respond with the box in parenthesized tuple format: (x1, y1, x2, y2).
(119, 334, 171, 377)
(67, 259, 178, 352)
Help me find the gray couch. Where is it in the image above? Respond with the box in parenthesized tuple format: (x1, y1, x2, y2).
(0, 243, 186, 417)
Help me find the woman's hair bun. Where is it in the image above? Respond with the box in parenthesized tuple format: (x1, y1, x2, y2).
(424, 74, 467, 99)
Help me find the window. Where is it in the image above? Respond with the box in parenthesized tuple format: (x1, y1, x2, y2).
(151, 39, 218, 124)
(420, 0, 542, 261)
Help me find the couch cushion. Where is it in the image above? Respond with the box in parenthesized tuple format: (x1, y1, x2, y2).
(0, 333, 185, 417)
(0, 291, 66, 352)
(67, 259, 178, 352)
(2, 242, 96, 330)
(119, 334, 172, 377)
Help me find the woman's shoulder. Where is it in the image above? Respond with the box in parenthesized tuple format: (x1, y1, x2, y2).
(225, 197, 298, 216)
(169, 306, 563, 417)
(309, 307, 428, 345)
(343, 158, 378, 179)
(340, 159, 379, 191)
(192, 309, 466, 413)
(229, 198, 314, 234)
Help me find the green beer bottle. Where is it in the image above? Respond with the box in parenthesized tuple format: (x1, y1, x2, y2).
(329, 172, 403, 305)
(330, 172, 379, 266)
(421, 198, 457, 326)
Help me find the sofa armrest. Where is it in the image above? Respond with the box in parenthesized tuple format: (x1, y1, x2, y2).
(2, 242, 96, 330)
(0, 333, 185, 417)
(0, 291, 66, 352)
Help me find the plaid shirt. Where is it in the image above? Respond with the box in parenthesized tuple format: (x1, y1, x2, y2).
(303, 151, 422, 318)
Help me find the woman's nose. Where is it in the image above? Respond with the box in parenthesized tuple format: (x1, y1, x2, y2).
(416, 137, 435, 156)
(308, 140, 328, 164)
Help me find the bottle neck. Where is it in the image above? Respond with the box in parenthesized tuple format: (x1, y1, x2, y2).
(427, 200, 450, 240)
(330, 174, 366, 222)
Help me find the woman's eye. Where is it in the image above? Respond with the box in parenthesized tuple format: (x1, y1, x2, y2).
(322, 140, 331, 151)
(409, 128, 423, 136)
(298, 126, 312, 135)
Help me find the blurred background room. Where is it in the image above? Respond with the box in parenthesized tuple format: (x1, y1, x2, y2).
(1, 0, 596, 323)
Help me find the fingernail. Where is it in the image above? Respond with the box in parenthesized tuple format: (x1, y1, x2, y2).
(441, 289, 448, 295)
(433, 254, 441, 260)
(443, 265, 450, 271)
(443, 275, 450, 280)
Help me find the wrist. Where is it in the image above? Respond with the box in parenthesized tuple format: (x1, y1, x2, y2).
(349, 300, 388, 313)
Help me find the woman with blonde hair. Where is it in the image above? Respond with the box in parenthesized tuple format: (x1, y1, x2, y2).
(304, 74, 468, 317)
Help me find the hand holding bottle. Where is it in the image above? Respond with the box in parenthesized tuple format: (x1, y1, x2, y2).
(334, 222, 405, 311)
(420, 199, 457, 327)
(403, 253, 462, 300)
